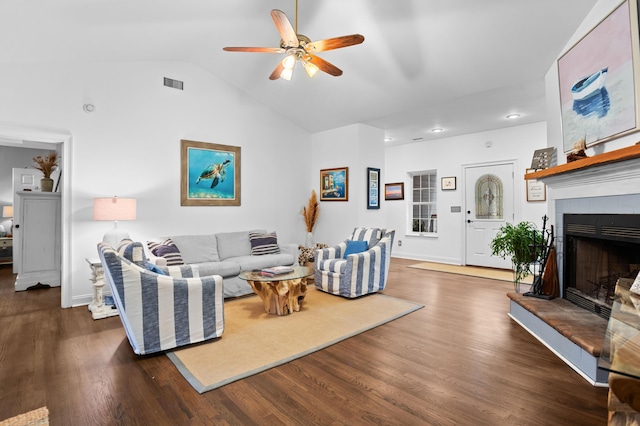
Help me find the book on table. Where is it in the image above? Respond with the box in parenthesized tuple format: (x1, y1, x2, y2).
(260, 266, 294, 276)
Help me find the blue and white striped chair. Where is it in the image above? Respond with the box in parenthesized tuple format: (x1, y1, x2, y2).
(314, 228, 395, 298)
(97, 241, 224, 355)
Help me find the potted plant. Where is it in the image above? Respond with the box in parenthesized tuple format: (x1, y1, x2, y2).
(32, 151, 59, 192)
(490, 221, 544, 292)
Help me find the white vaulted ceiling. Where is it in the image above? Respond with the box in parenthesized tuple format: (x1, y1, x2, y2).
(0, 0, 598, 144)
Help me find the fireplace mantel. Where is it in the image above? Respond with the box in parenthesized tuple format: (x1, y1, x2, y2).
(525, 144, 640, 200)
(526, 143, 640, 181)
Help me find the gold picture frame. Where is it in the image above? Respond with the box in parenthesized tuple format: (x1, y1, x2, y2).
(180, 139, 241, 206)
(384, 182, 404, 200)
(320, 167, 349, 201)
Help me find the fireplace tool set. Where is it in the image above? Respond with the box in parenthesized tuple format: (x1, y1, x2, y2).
(524, 215, 558, 299)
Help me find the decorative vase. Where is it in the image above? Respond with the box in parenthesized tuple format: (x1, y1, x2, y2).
(40, 178, 54, 192)
(305, 232, 314, 248)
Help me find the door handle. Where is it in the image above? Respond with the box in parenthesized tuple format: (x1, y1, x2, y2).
(467, 220, 473, 223)
(14, 224, 19, 229)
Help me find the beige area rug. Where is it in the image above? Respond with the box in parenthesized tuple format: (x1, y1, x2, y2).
(408, 261, 533, 284)
(167, 286, 423, 393)
(0, 407, 48, 426)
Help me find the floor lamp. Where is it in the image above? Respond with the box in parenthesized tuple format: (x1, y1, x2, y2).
(93, 197, 136, 248)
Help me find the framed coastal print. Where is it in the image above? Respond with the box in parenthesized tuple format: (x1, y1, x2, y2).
(441, 176, 457, 191)
(367, 167, 380, 209)
(557, 0, 640, 152)
(181, 139, 241, 206)
(526, 169, 546, 202)
(384, 182, 404, 200)
(320, 167, 349, 201)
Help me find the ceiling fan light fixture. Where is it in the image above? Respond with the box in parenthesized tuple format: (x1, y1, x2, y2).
(281, 65, 295, 81)
(223, 4, 364, 81)
(302, 59, 319, 78)
(282, 54, 297, 70)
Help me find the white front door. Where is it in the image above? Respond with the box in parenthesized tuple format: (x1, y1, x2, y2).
(12, 168, 39, 274)
(464, 162, 515, 269)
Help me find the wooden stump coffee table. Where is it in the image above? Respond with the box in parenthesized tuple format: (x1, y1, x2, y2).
(239, 266, 314, 316)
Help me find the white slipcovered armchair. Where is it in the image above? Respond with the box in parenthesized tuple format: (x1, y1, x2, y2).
(314, 228, 395, 298)
(97, 240, 224, 355)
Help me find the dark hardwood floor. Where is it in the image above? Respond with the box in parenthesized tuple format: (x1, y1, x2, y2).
(0, 259, 608, 425)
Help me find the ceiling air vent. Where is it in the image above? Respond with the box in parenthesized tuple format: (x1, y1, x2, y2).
(163, 77, 184, 90)
(412, 137, 424, 141)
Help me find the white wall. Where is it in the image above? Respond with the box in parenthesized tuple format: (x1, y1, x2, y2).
(546, 0, 640, 158)
(385, 122, 548, 264)
(0, 61, 311, 306)
(310, 123, 386, 245)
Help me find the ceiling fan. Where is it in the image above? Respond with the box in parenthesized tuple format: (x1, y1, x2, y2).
(222, 0, 365, 81)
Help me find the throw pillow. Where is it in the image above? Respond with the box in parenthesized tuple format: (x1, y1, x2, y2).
(249, 231, 280, 255)
(147, 238, 184, 266)
(343, 240, 368, 258)
(144, 262, 168, 276)
(117, 239, 147, 266)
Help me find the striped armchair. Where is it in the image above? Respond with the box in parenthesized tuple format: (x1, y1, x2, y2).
(314, 228, 395, 298)
(97, 241, 224, 355)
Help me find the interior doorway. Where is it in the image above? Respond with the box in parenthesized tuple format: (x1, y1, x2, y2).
(0, 123, 72, 307)
(463, 161, 515, 269)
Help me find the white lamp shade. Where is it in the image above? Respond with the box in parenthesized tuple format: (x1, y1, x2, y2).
(93, 197, 136, 221)
(2, 205, 12, 218)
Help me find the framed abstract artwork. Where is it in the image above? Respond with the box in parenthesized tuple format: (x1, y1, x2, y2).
(384, 182, 404, 200)
(320, 167, 348, 201)
(557, 0, 640, 152)
(367, 167, 380, 209)
(180, 139, 241, 206)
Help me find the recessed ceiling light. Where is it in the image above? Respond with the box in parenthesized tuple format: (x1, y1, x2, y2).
(506, 113, 521, 119)
(384, 137, 392, 142)
(430, 128, 444, 133)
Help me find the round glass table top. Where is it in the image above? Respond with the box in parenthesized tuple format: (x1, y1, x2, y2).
(238, 266, 314, 282)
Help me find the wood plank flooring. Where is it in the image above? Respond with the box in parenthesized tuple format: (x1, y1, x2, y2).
(0, 259, 608, 425)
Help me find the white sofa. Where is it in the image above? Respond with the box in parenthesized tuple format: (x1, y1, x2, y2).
(147, 230, 298, 298)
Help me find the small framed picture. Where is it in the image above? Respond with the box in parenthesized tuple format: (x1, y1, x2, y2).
(320, 167, 349, 201)
(441, 176, 456, 191)
(384, 182, 404, 200)
(367, 167, 380, 209)
(526, 169, 546, 202)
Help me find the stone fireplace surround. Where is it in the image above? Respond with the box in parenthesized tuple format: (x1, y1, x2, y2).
(509, 144, 640, 386)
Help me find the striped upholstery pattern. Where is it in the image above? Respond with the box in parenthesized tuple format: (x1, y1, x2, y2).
(249, 231, 280, 255)
(314, 228, 395, 298)
(98, 242, 224, 355)
(147, 238, 185, 266)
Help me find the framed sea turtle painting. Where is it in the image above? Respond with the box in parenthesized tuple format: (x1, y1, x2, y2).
(557, 0, 640, 153)
(181, 140, 241, 206)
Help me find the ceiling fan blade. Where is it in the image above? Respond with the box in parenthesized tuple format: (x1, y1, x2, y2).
(307, 55, 343, 77)
(269, 62, 285, 80)
(307, 34, 365, 52)
(223, 47, 285, 53)
(271, 9, 299, 48)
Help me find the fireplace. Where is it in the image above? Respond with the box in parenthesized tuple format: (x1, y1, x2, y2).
(563, 214, 640, 319)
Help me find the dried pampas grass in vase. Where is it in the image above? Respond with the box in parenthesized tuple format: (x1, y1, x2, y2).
(302, 190, 319, 247)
